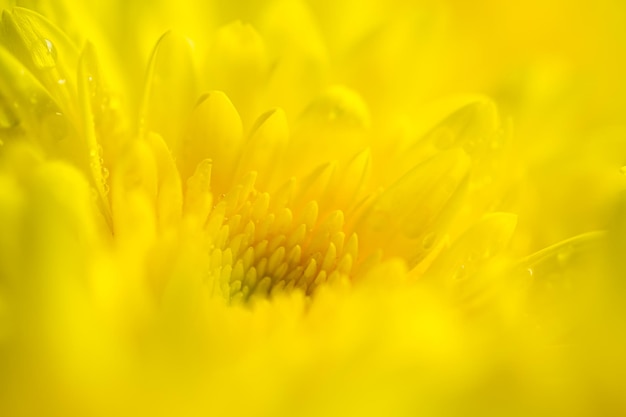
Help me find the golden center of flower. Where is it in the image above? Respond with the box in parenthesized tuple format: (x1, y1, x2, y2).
(185, 166, 358, 304)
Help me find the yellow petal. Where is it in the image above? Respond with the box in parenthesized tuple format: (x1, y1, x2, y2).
(179, 91, 243, 192)
(287, 85, 369, 177)
(327, 147, 371, 213)
(382, 96, 501, 185)
(145, 132, 183, 231)
(140, 31, 197, 152)
(0, 41, 65, 143)
(183, 158, 213, 227)
(236, 107, 289, 189)
(110, 138, 158, 246)
(77, 42, 111, 224)
(355, 149, 470, 265)
(1, 8, 79, 116)
(206, 20, 269, 126)
(426, 212, 518, 284)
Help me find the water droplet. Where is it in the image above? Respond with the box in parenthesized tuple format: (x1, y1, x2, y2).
(422, 232, 436, 250)
(526, 268, 534, 277)
(57, 79, 67, 86)
(89, 76, 99, 99)
(43, 39, 57, 63)
(620, 166, 626, 176)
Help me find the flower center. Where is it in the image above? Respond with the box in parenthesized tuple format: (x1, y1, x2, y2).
(196, 170, 358, 304)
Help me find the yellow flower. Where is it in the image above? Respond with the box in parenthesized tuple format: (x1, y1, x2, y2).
(1, 2, 626, 417)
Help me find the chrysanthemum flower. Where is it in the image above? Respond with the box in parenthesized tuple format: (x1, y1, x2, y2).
(1, 2, 626, 417)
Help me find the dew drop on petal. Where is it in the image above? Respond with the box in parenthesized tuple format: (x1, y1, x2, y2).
(35, 38, 58, 68)
(44, 39, 56, 59)
(422, 232, 436, 250)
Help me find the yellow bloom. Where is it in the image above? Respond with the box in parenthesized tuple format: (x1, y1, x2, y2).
(1, 2, 626, 417)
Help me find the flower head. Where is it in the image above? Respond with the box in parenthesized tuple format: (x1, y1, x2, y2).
(1, 2, 626, 417)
